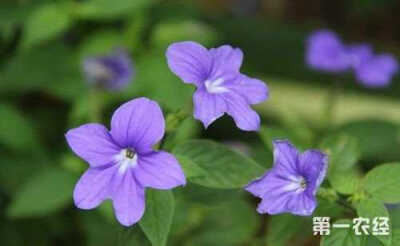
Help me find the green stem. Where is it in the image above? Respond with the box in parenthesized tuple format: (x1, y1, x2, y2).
(317, 187, 356, 214)
(324, 77, 342, 128)
(336, 197, 356, 214)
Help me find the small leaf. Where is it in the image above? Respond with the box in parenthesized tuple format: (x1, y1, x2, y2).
(7, 168, 77, 218)
(22, 3, 72, 49)
(173, 140, 265, 189)
(356, 198, 391, 246)
(329, 167, 362, 195)
(320, 134, 360, 171)
(139, 190, 175, 246)
(321, 219, 365, 246)
(363, 163, 400, 203)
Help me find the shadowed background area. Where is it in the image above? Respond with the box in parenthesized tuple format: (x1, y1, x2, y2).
(1, 0, 400, 245)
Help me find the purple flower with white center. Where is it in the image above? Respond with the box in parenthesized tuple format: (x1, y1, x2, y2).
(166, 41, 268, 131)
(354, 53, 399, 88)
(245, 140, 328, 216)
(65, 98, 186, 226)
(306, 30, 350, 72)
(83, 49, 134, 91)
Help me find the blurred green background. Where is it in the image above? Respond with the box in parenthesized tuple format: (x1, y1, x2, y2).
(1, 0, 400, 245)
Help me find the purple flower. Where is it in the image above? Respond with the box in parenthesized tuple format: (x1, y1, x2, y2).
(345, 44, 373, 70)
(354, 53, 399, 88)
(245, 140, 328, 216)
(166, 41, 268, 131)
(306, 30, 350, 72)
(306, 30, 399, 87)
(65, 98, 186, 226)
(83, 49, 134, 91)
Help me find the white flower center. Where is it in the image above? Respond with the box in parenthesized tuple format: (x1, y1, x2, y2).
(115, 148, 138, 174)
(283, 175, 307, 193)
(205, 78, 229, 94)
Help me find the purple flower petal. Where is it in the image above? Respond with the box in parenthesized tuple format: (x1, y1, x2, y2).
(298, 150, 328, 195)
(355, 54, 399, 88)
(257, 190, 316, 216)
(272, 140, 299, 174)
(345, 44, 373, 69)
(110, 98, 165, 153)
(112, 171, 145, 226)
(135, 151, 186, 189)
(223, 92, 260, 131)
(73, 165, 118, 209)
(166, 41, 212, 86)
(193, 89, 227, 128)
(284, 193, 316, 216)
(253, 170, 301, 214)
(227, 75, 269, 104)
(245, 172, 272, 198)
(209, 45, 243, 79)
(306, 30, 350, 72)
(65, 123, 120, 167)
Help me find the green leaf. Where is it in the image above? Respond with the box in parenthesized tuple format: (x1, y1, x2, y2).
(174, 154, 207, 179)
(0, 43, 85, 101)
(0, 153, 49, 194)
(127, 53, 194, 111)
(321, 219, 365, 246)
(363, 163, 400, 203)
(337, 120, 400, 161)
(320, 134, 360, 171)
(329, 167, 362, 195)
(7, 168, 77, 218)
(0, 104, 38, 150)
(356, 198, 391, 246)
(76, 0, 153, 19)
(22, 3, 72, 49)
(266, 214, 308, 246)
(139, 190, 175, 246)
(392, 229, 400, 246)
(173, 139, 265, 189)
(189, 200, 259, 246)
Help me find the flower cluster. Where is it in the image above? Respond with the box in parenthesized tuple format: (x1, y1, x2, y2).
(68, 38, 373, 227)
(306, 29, 399, 88)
